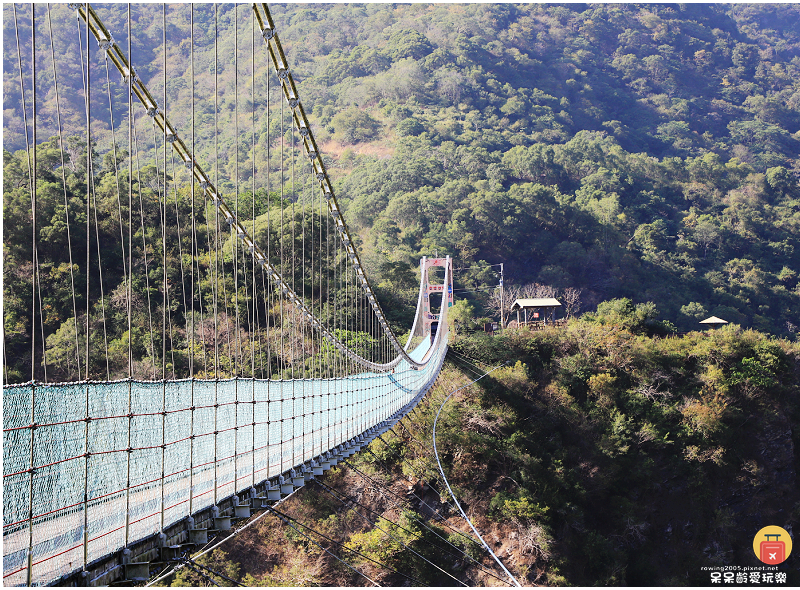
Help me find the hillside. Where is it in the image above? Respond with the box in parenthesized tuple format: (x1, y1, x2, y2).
(162, 319, 800, 586)
(275, 3, 800, 337)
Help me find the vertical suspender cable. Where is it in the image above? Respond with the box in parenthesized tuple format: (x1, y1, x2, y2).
(322, 154, 328, 451)
(306, 150, 312, 449)
(234, 4, 241, 377)
(232, 2, 241, 493)
(91, 151, 110, 380)
(132, 120, 156, 374)
(240, 218, 252, 378)
(124, 0, 133, 549)
(300, 99, 307, 460)
(13, 4, 34, 382)
(82, 1, 90, 569)
(30, 2, 39, 378)
(265, 34, 272, 474)
(189, 3, 195, 379)
(75, 8, 107, 381)
(319, 164, 328, 448)
(160, 5, 166, 381)
(171, 153, 187, 368)
(160, 2, 168, 533)
(102, 47, 128, 319)
(26, 5, 38, 582)
(291, 88, 296, 385)
(161, 4, 168, 381)
(251, 10, 257, 485)
(278, 33, 285, 471)
(213, 2, 219, 508)
(189, 1, 196, 514)
(31, 4, 48, 384)
(290, 72, 296, 462)
(2, 322, 7, 384)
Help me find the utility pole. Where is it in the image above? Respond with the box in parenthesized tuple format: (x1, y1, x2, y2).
(499, 263, 504, 331)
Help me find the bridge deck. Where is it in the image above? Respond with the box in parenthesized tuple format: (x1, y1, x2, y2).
(3, 339, 445, 586)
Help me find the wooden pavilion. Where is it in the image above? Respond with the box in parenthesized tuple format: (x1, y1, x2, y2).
(508, 298, 562, 327)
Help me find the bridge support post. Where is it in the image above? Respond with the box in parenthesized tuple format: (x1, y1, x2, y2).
(214, 515, 232, 531)
(234, 503, 251, 519)
(189, 528, 208, 545)
(303, 463, 314, 482)
(279, 475, 294, 496)
(210, 504, 231, 531)
(319, 452, 332, 471)
(232, 494, 251, 519)
(267, 480, 281, 501)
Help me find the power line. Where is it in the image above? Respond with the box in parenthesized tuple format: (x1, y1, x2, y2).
(316, 475, 467, 568)
(180, 556, 244, 587)
(181, 560, 221, 587)
(432, 365, 522, 587)
(448, 350, 492, 374)
(144, 485, 301, 587)
(341, 458, 512, 585)
(264, 504, 396, 587)
(313, 479, 468, 587)
(454, 263, 504, 271)
(452, 286, 500, 293)
(363, 446, 449, 519)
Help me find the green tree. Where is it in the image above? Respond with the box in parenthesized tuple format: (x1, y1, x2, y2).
(332, 107, 382, 144)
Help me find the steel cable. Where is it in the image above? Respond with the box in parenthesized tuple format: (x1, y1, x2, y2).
(313, 479, 468, 586)
(352, 456, 498, 571)
(264, 505, 382, 587)
(180, 556, 243, 587)
(46, 3, 82, 380)
(318, 472, 510, 585)
(432, 365, 522, 587)
(180, 559, 221, 587)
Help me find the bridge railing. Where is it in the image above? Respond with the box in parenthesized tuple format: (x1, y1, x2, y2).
(3, 334, 447, 587)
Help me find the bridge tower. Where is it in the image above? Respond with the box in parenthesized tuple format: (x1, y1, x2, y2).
(411, 256, 454, 344)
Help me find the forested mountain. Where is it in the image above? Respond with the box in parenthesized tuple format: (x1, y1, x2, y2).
(3, 3, 800, 383)
(271, 3, 800, 336)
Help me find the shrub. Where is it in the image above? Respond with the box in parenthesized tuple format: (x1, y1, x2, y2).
(396, 117, 425, 137)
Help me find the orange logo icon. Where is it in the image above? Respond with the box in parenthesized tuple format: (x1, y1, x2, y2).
(753, 526, 792, 565)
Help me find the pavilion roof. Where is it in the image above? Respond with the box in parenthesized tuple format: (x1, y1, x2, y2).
(699, 316, 728, 324)
(510, 298, 561, 310)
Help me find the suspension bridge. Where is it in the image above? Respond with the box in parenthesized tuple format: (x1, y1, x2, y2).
(3, 4, 455, 585)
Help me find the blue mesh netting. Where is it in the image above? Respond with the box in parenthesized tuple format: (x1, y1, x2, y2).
(3, 337, 445, 585)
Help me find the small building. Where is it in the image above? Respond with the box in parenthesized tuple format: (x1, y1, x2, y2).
(509, 298, 562, 327)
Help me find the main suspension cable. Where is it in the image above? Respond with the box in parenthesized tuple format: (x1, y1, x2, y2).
(72, 2, 430, 373)
(13, 4, 36, 382)
(180, 560, 220, 587)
